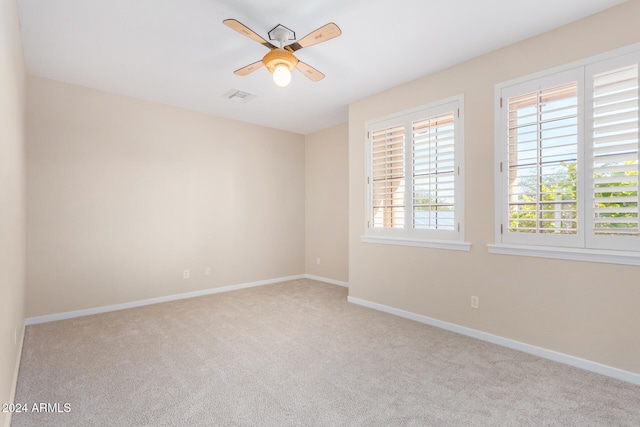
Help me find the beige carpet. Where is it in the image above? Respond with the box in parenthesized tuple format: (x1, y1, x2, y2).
(12, 279, 640, 426)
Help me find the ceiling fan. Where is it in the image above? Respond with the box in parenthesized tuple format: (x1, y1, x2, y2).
(223, 19, 342, 87)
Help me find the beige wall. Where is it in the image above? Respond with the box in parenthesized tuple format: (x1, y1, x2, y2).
(349, 1, 640, 374)
(305, 123, 349, 283)
(0, 0, 26, 425)
(26, 77, 305, 317)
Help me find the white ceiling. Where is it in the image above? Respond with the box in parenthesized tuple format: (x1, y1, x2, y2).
(17, 0, 627, 135)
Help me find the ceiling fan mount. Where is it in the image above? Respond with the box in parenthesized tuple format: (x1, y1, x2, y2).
(268, 24, 295, 46)
(223, 19, 342, 87)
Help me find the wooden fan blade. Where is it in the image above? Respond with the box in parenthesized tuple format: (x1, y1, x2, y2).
(234, 60, 264, 76)
(223, 19, 276, 50)
(286, 23, 341, 52)
(296, 61, 325, 82)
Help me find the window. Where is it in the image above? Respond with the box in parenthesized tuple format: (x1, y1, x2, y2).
(493, 48, 640, 265)
(363, 96, 468, 250)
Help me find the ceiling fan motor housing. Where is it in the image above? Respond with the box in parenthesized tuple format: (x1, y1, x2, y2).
(263, 48, 298, 72)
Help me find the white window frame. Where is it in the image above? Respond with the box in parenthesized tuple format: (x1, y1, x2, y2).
(362, 95, 470, 251)
(491, 44, 640, 266)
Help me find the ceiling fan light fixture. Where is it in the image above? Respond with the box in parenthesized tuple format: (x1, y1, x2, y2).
(262, 48, 298, 88)
(273, 64, 292, 87)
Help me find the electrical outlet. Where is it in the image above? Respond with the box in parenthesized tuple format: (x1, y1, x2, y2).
(316, 258, 321, 265)
(183, 269, 190, 279)
(470, 296, 479, 309)
(205, 267, 211, 276)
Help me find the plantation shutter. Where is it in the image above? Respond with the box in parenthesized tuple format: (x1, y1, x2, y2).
(497, 49, 640, 258)
(506, 81, 579, 236)
(371, 124, 405, 228)
(365, 96, 464, 245)
(412, 112, 456, 230)
(591, 64, 639, 238)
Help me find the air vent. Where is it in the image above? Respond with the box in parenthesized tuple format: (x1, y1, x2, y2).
(223, 89, 256, 103)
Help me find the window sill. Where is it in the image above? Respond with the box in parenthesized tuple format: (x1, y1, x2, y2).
(488, 244, 640, 266)
(362, 236, 471, 251)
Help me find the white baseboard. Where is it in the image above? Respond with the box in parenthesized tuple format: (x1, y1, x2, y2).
(347, 295, 640, 386)
(24, 274, 347, 326)
(25, 274, 306, 325)
(5, 323, 26, 427)
(304, 274, 349, 287)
